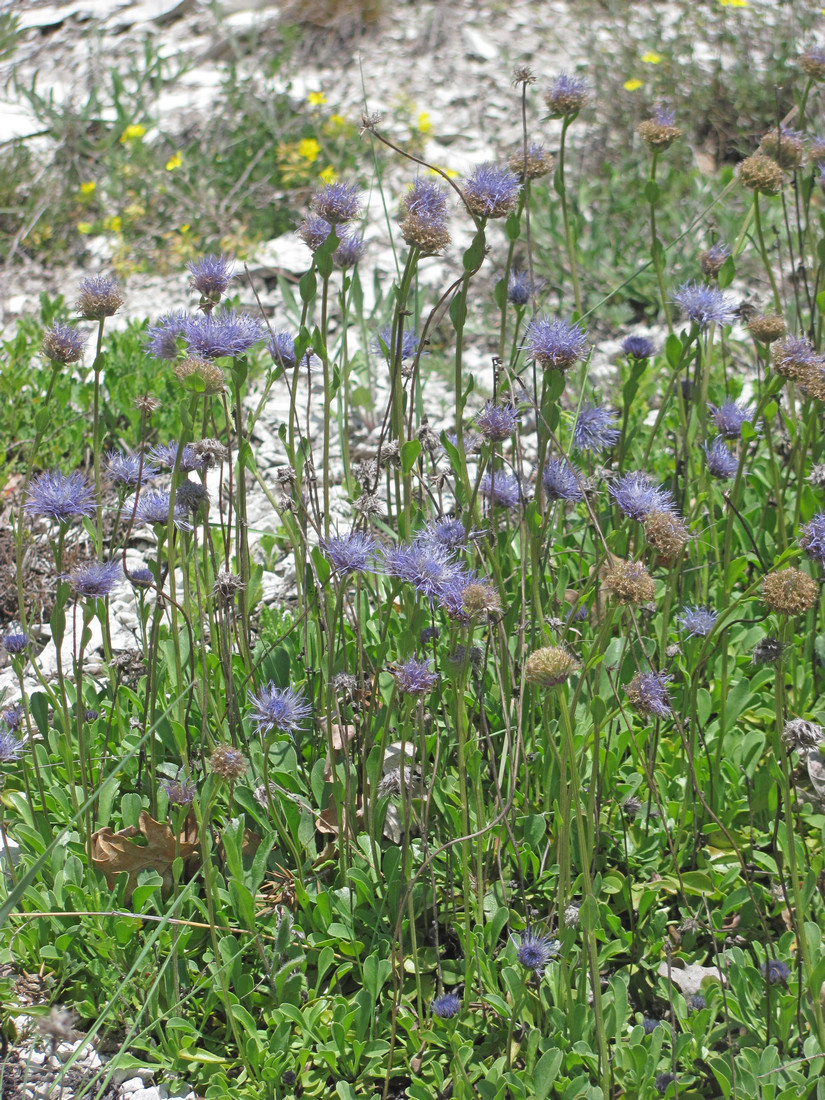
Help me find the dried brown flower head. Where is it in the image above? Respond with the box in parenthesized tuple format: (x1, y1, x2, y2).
(524, 645, 581, 688)
(644, 510, 690, 563)
(760, 127, 805, 169)
(739, 154, 784, 196)
(762, 568, 818, 615)
(603, 559, 656, 605)
(174, 355, 226, 396)
(209, 743, 248, 782)
(747, 313, 786, 344)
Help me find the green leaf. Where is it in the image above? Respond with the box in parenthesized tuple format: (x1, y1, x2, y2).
(401, 439, 421, 473)
(764, 400, 778, 420)
(665, 332, 682, 368)
(533, 1048, 563, 1100)
(299, 269, 317, 303)
(578, 894, 599, 931)
(449, 294, 467, 330)
(644, 180, 660, 205)
(741, 420, 757, 441)
(718, 254, 736, 288)
(463, 230, 486, 272)
(505, 212, 521, 241)
(311, 545, 331, 586)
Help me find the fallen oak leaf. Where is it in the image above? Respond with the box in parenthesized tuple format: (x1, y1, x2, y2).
(91, 810, 200, 902)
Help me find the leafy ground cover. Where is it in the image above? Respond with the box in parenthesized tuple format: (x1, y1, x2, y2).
(3, 3, 825, 1099)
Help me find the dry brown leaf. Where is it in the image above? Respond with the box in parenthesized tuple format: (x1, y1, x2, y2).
(91, 810, 200, 901)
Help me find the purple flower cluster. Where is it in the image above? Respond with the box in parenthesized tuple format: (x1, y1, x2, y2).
(268, 331, 298, 371)
(708, 399, 755, 439)
(391, 657, 439, 696)
(573, 405, 620, 453)
(515, 928, 559, 976)
(321, 532, 379, 576)
(431, 993, 461, 1019)
(248, 683, 312, 736)
(800, 512, 825, 566)
(480, 470, 521, 509)
(542, 457, 584, 502)
(2, 632, 29, 655)
(461, 163, 521, 218)
(621, 334, 656, 360)
(523, 316, 588, 371)
(704, 438, 739, 480)
(187, 254, 236, 298)
(105, 451, 158, 487)
(0, 729, 25, 763)
(671, 282, 735, 329)
(609, 471, 673, 522)
(150, 443, 203, 473)
(475, 401, 520, 442)
(373, 328, 421, 361)
(65, 560, 122, 599)
(24, 471, 95, 524)
(145, 311, 189, 360)
(677, 606, 718, 637)
(181, 309, 264, 359)
(134, 489, 193, 531)
(311, 180, 361, 225)
(507, 270, 535, 306)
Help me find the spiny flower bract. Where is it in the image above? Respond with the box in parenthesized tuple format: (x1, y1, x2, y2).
(524, 315, 588, 371)
(671, 282, 736, 329)
(24, 471, 95, 523)
(321, 532, 379, 576)
(65, 560, 122, 599)
(249, 683, 312, 736)
(573, 405, 620, 453)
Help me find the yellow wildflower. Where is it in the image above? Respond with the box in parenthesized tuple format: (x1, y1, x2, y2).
(719, 0, 747, 6)
(77, 222, 92, 235)
(120, 123, 146, 143)
(308, 91, 326, 105)
(328, 114, 347, 128)
(124, 202, 145, 219)
(641, 51, 661, 64)
(179, 223, 190, 234)
(104, 215, 122, 233)
(428, 165, 459, 179)
(319, 165, 336, 184)
(79, 181, 96, 195)
(623, 78, 644, 91)
(417, 111, 432, 134)
(298, 138, 321, 162)
(165, 150, 183, 171)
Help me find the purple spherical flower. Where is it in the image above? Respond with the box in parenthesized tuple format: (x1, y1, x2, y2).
(573, 405, 620, 453)
(311, 180, 361, 225)
(708, 399, 756, 439)
(461, 163, 521, 219)
(268, 331, 298, 370)
(162, 775, 197, 806)
(391, 656, 439, 696)
(625, 670, 672, 717)
(621, 334, 656, 360)
(65, 560, 122, 599)
(383, 541, 459, 603)
(182, 309, 264, 359)
(421, 517, 467, 550)
(2, 632, 29, 655)
(129, 567, 155, 588)
(642, 1017, 661, 1034)
(432, 993, 461, 1019)
(436, 566, 480, 621)
(704, 438, 739, 480)
(475, 401, 520, 442)
(373, 327, 421, 361)
(800, 512, 825, 565)
(671, 282, 735, 329)
(405, 178, 449, 221)
(76, 275, 123, 319)
(187, 254, 236, 298)
(515, 928, 559, 975)
(524, 315, 588, 371)
(545, 73, 588, 118)
(145, 311, 190, 360)
(150, 443, 202, 473)
(333, 230, 365, 268)
(321, 531, 379, 575)
(480, 470, 521, 509)
(609, 471, 673, 521)
(134, 489, 193, 531)
(507, 269, 536, 306)
(0, 729, 25, 763)
(41, 322, 87, 364)
(1, 704, 23, 731)
(677, 606, 718, 637)
(298, 213, 332, 252)
(761, 959, 791, 984)
(248, 683, 312, 735)
(542, 456, 584, 501)
(105, 451, 159, 488)
(24, 471, 95, 524)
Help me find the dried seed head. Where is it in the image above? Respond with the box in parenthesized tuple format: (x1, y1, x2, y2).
(698, 244, 731, 279)
(174, 355, 226, 395)
(623, 795, 643, 818)
(76, 275, 123, 319)
(771, 334, 819, 380)
(747, 313, 786, 344)
(190, 437, 229, 468)
(462, 581, 503, 619)
(603, 559, 656, 605)
(782, 717, 824, 751)
(508, 142, 555, 180)
(512, 65, 535, 86)
(739, 154, 784, 196)
(759, 127, 805, 169)
(637, 117, 682, 151)
(644, 510, 689, 562)
(134, 392, 161, 415)
(751, 635, 785, 664)
(213, 569, 245, 604)
(209, 743, 248, 781)
(524, 646, 581, 688)
(762, 568, 818, 615)
(175, 479, 210, 516)
(801, 46, 825, 81)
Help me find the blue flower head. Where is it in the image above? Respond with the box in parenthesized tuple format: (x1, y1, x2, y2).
(321, 532, 379, 576)
(187, 254, 236, 299)
(2, 632, 29, 656)
(609, 471, 673, 522)
(515, 928, 559, 975)
(480, 470, 521, 509)
(24, 471, 95, 524)
(383, 541, 459, 603)
(626, 671, 672, 717)
(105, 451, 158, 488)
(524, 316, 588, 371)
(708, 399, 755, 439)
(461, 163, 520, 219)
(41, 322, 87, 364)
(542, 457, 584, 501)
(391, 656, 439, 696)
(65, 560, 122, 599)
(507, 269, 535, 306)
(671, 282, 735, 329)
(76, 275, 123, 319)
(373, 327, 421, 361)
(145, 311, 190, 360)
(677, 606, 718, 637)
(400, 178, 450, 252)
(800, 512, 825, 566)
(475, 401, 520, 442)
(421, 517, 467, 550)
(545, 73, 588, 118)
(761, 959, 791, 984)
(268, 331, 297, 370)
(134, 489, 193, 531)
(298, 213, 332, 252)
(704, 438, 739, 480)
(621, 334, 656, 360)
(311, 180, 361, 225)
(431, 993, 461, 1019)
(182, 309, 264, 359)
(0, 729, 25, 763)
(150, 443, 202, 473)
(248, 683, 312, 736)
(333, 230, 365, 268)
(573, 405, 620, 453)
